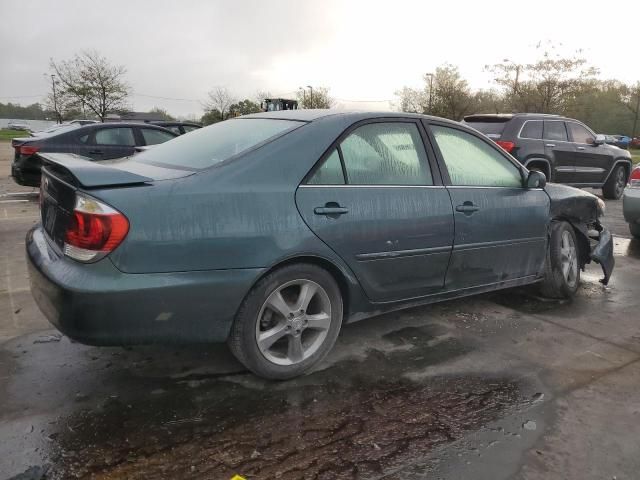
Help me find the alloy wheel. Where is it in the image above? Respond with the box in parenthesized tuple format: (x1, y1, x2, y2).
(255, 279, 332, 366)
(614, 168, 625, 198)
(560, 230, 578, 288)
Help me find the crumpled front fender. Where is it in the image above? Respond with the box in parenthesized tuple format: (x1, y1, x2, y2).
(590, 227, 614, 286)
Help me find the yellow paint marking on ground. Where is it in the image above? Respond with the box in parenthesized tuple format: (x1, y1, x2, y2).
(230, 476, 247, 480)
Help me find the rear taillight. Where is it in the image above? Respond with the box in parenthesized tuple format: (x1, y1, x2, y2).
(630, 167, 640, 188)
(496, 140, 515, 153)
(19, 145, 40, 156)
(63, 193, 129, 262)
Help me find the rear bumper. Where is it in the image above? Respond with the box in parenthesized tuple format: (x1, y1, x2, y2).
(26, 225, 262, 345)
(623, 187, 640, 225)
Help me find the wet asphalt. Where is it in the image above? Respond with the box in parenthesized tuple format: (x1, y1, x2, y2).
(2, 144, 640, 479)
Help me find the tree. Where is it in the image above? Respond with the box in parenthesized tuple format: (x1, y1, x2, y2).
(201, 109, 223, 126)
(228, 99, 262, 117)
(620, 82, 640, 139)
(50, 50, 130, 122)
(396, 64, 475, 120)
(297, 87, 334, 109)
(486, 48, 598, 114)
(203, 87, 235, 121)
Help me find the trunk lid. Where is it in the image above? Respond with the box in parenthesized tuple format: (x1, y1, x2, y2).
(38, 152, 193, 252)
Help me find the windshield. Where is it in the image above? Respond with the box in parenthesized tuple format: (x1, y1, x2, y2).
(134, 118, 304, 170)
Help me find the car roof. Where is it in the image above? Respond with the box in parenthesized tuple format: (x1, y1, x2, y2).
(464, 113, 564, 121)
(151, 121, 202, 127)
(241, 109, 462, 125)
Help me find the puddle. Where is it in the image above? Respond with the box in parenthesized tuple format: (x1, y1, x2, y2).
(31, 327, 530, 480)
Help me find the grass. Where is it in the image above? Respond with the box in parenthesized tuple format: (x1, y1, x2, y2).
(0, 129, 27, 142)
(631, 151, 640, 165)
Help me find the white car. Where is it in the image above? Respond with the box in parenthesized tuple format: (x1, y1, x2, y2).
(7, 121, 29, 131)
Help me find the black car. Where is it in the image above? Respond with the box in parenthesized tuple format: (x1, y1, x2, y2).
(149, 121, 202, 135)
(11, 122, 178, 187)
(462, 114, 633, 199)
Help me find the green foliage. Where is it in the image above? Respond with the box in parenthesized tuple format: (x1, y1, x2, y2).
(149, 107, 175, 121)
(296, 87, 334, 109)
(0, 102, 53, 120)
(397, 47, 640, 136)
(229, 99, 262, 117)
(201, 109, 223, 125)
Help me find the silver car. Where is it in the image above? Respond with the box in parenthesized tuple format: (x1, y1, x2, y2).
(623, 165, 640, 238)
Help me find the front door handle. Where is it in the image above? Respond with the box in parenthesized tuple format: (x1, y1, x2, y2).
(577, 146, 585, 150)
(545, 143, 556, 147)
(456, 202, 480, 215)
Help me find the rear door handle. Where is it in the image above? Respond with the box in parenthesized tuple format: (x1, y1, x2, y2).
(456, 203, 480, 215)
(545, 143, 556, 147)
(314, 206, 349, 215)
(577, 146, 586, 150)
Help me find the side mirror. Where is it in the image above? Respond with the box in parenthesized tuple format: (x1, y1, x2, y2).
(594, 134, 605, 146)
(526, 170, 546, 188)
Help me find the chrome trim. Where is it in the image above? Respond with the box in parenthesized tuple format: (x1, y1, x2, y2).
(453, 237, 545, 252)
(556, 167, 575, 173)
(574, 167, 605, 174)
(355, 245, 451, 261)
(446, 185, 525, 190)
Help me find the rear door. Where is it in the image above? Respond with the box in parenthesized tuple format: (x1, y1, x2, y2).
(426, 122, 549, 290)
(295, 119, 454, 302)
(566, 121, 610, 184)
(543, 120, 575, 183)
(88, 127, 137, 160)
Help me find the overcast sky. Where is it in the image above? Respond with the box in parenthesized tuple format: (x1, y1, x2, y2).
(1, 0, 638, 118)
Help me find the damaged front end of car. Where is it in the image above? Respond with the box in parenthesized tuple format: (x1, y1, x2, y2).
(545, 183, 614, 285)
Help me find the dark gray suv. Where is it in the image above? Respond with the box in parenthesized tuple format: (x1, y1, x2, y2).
(463, 113, 633, 199)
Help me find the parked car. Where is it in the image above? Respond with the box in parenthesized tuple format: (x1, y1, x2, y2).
(7, 121, 29, 131)
(27, 111, 614, 380)
(611, 134, 631, 149)
(623, 165, 640, 238)
(11, 122, 178, 187)
(462, 113, 633, 199)
(630, 137, 640, 149)
(150, 121, 202, 135)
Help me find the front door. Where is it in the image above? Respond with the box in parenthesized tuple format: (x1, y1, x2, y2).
(427, 122, 549, 290)
(543, 120, 575, 183)
(566, 121, 610, 184)
(295, 120, 454, 302)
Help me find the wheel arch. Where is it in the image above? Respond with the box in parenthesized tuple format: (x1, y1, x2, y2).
(245, 254, 362, 321)
(524, 158, 552, 181)
(603, 159, 633, 184)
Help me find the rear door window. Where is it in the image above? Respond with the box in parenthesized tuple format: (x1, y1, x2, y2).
(543, 121, 568, 142)
(339, 122, 432, 185)
(140, 128, 176, 145)
(519, 120, 543, 139)
(95, 127, 135, 146)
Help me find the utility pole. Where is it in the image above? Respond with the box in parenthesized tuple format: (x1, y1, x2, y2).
(426, 73, 434, 114)
(307, 85, 313, 109)
(50, 74, 60, 123)
(632, 84, 640, 140)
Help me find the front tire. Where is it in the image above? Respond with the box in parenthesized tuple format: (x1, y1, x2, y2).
(602, 165, 626, 200)
(228, 263, 343, 380)
(540, 221, 581, 299)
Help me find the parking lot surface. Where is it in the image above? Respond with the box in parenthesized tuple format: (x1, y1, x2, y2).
(1, 142, 640, 479)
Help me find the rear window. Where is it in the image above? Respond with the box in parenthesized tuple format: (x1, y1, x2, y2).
(463, 119, 509, 139)
(520, 120, 543, 139)
(134, 118, 303, 170)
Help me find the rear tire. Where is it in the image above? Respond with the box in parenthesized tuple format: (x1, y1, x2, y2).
(630, 223, 640, 239)
(602, 165, 626, 200)
(540, 221, 581, 299)
(228, 263, 343, 380)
